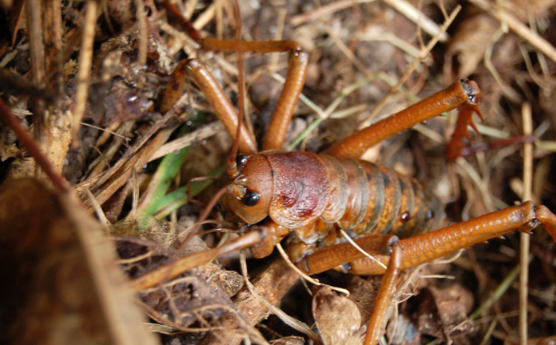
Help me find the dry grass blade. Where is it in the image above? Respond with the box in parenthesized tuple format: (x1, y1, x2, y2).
(276, 243, 350, 295)
(149, 121, 225, 162)
(289, 0, 374, 27)
(239, 252, 321, 344)
(383, 0, 449, 42)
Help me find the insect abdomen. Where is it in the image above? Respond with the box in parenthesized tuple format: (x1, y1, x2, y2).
(273, 153, 445, 262)
(322, 155, 445, 239)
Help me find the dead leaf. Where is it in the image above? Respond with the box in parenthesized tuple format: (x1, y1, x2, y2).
(1, 143, 20, 160)
(412, 285, 474, 343)
(312, 286, 363, 345)
(445, 13, 499, 78)
(0, 178, 159, 345)
(387, 313, 420, 345)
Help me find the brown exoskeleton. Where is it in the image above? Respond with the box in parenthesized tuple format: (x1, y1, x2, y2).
(132, 2, 556, 344)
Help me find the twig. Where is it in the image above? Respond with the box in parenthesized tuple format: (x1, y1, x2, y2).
(182, 0, 199, 20)
(289, 0, 375, 27)
(135, 0, 148, 66)
(192, 2, 216, 30)
(25, 0, 45, 147)
(519, 102, 533, 345)
(0, 99, 70, 193)
(72, 0, 98, 144)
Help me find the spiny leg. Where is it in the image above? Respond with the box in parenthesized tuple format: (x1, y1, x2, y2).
(325, 78, 481, 159)
(295, 202, 556, 343)
(131, 230, 264, 291)
(201, 40, 309, 151)
(443, 83, 531, 161)
(348, 202, 556, 275)
(158, 55, 258, 154)
(297, 202, 556, 275)
(200, 39, 309, 151)
(163, 1, 309, 151)
(446, 97, 482, 162)
(364, 244, 401, 345)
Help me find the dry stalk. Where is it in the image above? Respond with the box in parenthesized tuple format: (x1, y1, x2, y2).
(519, 102, 533, 345)
(72, 0, 98, 144)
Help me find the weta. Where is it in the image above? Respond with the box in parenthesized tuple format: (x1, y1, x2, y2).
(0, 1, 554, 344)
(148, 2, 556, 344)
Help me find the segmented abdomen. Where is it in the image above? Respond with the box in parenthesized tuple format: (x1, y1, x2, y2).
(268, 152, 445, 262)
(305, 155, 444, 251)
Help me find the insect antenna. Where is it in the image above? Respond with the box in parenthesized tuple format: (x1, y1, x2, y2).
(178, 184, 232, 252)
(227, 0, 248, 179)
(178, 0, 250, 253)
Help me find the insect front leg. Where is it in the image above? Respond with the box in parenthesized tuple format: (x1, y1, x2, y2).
(248, 218, 290, 259)
(184, 45, 308, 152)
(162, 58, 258, 154)
(163, 1, 309, 152)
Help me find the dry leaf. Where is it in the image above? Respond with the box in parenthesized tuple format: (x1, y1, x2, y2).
(312, 286, 363, 345)
(446, 13, 499, 78)
(412, 285, 474, 342)
(0, 178, 159, 345)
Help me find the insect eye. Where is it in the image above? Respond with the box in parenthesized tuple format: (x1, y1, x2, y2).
(236, 154, 248, 169)
(242, 190, 260, 206)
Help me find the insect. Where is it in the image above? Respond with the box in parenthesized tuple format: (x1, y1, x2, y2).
(132, 2, 556, 344)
